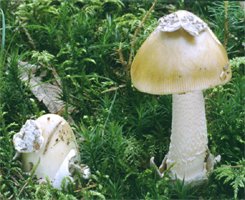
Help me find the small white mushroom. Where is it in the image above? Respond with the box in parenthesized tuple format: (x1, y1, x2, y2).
(13, 114, 90, 189)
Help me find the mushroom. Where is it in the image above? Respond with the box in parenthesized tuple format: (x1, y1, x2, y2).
(13, 114, 90, 188)
(131, 10, 231, 183)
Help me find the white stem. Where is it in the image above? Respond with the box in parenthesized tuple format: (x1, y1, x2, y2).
(166, 90, 208, 182)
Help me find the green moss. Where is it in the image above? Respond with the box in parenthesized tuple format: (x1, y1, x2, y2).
(0, 1, 244, 199)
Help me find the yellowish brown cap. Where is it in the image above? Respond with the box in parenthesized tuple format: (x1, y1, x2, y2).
(131, 10, 231, 95)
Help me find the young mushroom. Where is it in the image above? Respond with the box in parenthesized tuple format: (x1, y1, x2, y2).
(131, 10, 231, 183)
(13, 114, 90, 188)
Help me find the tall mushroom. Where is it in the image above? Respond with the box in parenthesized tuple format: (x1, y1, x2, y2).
(131, 10, 231, 183)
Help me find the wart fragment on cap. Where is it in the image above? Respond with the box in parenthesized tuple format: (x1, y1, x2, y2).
(13, 120, 44, 153)
(157, 10, 207, 36)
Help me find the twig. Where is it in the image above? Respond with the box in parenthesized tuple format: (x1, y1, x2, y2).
(74, 183, 97, 192)
(223, 1, 229, 49)
(127, 0, 158, 68)
(222, 165, 244, 169)
(117, 43, 127, 67)
(116, 0, 158, 71)
(101, 84, 126, 94)
(50, 67, 62, 87)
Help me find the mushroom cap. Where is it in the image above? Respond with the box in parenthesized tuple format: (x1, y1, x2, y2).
(21, 114, 78, 182)
(131, 10, 231, 95)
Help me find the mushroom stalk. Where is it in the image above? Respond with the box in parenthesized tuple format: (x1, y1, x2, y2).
(166, 90, 208, 182)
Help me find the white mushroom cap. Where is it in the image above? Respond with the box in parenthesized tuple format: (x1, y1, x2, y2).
(131, 10, 231, 95)
(13, 114, 79, 188)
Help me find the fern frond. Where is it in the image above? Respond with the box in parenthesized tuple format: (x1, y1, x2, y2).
(215, 159, 245, 199)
